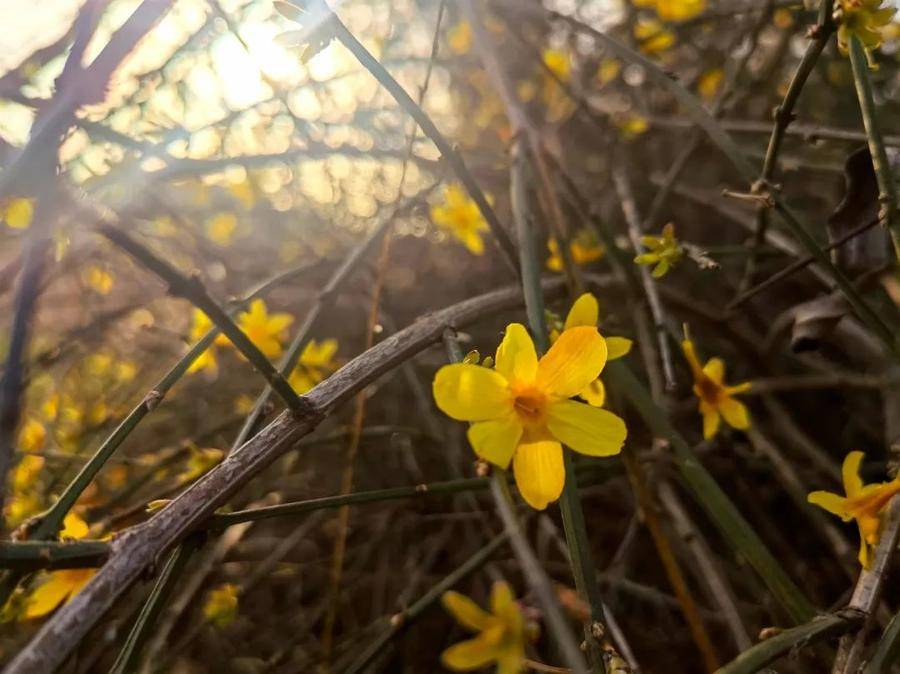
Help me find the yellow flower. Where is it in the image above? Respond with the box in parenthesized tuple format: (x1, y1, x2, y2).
(206, 212, 237, 246)
(557, 293, 633, 408)
(681, 338, 750, 440)
(697, 68, 724, 101)
(236, 299, 294, 359)
(597, 58, 621, 85)
(18, 418, 46, 453)
(836, 0, 896, 67)
(634, 18, 675, 54)
(187, 308, 229, 375)
(227, 179, 256, 209)
(615, 114, 649, 140)
(546, 231, 605, 272)
(25, 513, 95, 619)
(441, 582, 527, 673)
(809, 451, 900, 568)
(540, 49, 576, 122)
(655, 0, 705, 21)
(289, 338, 339, 393)
(634, 223, 683, 278)
(431, 184, 490, 256)
(433, 323, 627, 510)
(448, 21, 472, 54)
(83, 266, 114, 295)
(204, 583, 239, 628)
(12, 455, 44, 493)
(178, 446, 225, 483)
(2, 197, 34, 229)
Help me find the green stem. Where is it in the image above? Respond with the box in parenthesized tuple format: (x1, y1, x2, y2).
(848, 34, 900, 260)
(0, 540, 109, 571)
(603, 359, 817, 623)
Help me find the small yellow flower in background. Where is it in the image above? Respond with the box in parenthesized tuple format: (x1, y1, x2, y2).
(2, 197, 34, 229)
(441, 582, 528, 673)
(448, 21, 472, 54)
(178, 446, 225, 483)
(187, 308, 229, 375)
(836, 0, 896, 67)
(227, 179, 256, 210)
(542, 48, 571, 83)
(681, 337, 750, 440)
(615, 114, 650, 141)
(809, 451, 900, 568)
(597, 58, 621, 85)
(18, 418, 46, 453)
(773, 7, 795, 29)
(236, 299, 294, 359)
(655, 0, 706, 21)
(206, 212, 238, 246)
(634, 18, 675, 54)
(557, 294, 633, 408)
(634, 223, 683, 278)
(433, 323, 627, 510)
(234, 394, 255, 415)
(540, 48, 577, 122)
(25, 513, 96, 619)
(83, 266, 114, 295)
(204, 583, 239, 628)
(697, 68, 724, 101)
(431, 184, 490, 256)
(546, 230, 605, 272)
(289, 338, 339, 393)
(12, 455, 44, 494)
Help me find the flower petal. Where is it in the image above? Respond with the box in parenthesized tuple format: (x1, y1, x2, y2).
(563, 293, 599, 330)
(702, 408, 720, 440)
(808, 491, 853, 521)
(547, 399, 626, 457)
(25, 574, 73, 619)
(467, 416, 523, 469)
(537, 326, 607, 398)
(433, 364, 512, 421)
(681, 339, 704, 380)
(579, 379, 606, 407)
(494, 324, 538, 383)
(490, 581, 514, 616)
(843, 451, 865, 497)
(442, 591, 491, 632)
(61, 513, 89, 539)
(441, 635, 500, 670)
(719, 396, 750, 430)
(605, 336, 632, 360)
(512, 440, 564, 510)
(702, 358, 725, 385)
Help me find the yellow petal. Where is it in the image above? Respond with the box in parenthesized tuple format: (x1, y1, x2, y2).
(546, 399, 626, 457)
(442, 635, 501, 670)
(605, 336, 632, 360)
(843, 451, 865, 497)
(467, 416, 523, 469)
(512, 440, 564, 510)
(497, 650, 525, 674)
(681, 340, 704, 380)
(537, 327, 607, 398)
(442, 591, 491, 632)
(702, 408, 720, 440)
(579, 378, 606, 407)
(719, 397, 750, 430)
(490, 581, 514, 615)
(563, 293, 599, 330)
(433, 364, 512, 421)
(702, 358, 725, 385)
(494, 324, 538, 383)
(61, 513, 89, 539)
(25, 574, 72, 619)
(808, 491, 853, 521)
(5, 198, 34, 229)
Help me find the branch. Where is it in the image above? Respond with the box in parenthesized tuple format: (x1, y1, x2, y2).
(0, 541, 109, 571)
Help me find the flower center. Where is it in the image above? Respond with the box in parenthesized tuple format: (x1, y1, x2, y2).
(695, 376, 722, 405)
(512, 384, 548, 427)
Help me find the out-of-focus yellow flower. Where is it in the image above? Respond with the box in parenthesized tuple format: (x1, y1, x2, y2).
(615, 114, 650, 140)
(634, 223, 683, 278)
(2, 197, 34, 229)
(655, 0, 705, 21)
(597, 58, 621, 85)
(836, 0, 896, 67)
(24, 513, 96, 619)
(18, 418, 46, 453)
(556, 294, 633, 408)
(809, 451, 900, 568)
(83, 266, 114, 295)
(228, 179, 256, 209)
(698, 68, 724, 100)
(187, 308, 230, 375)
(546, 231, 605, 272)
(178, 446, 224, 483)
(681, 338, 751, 440)
(448, 21, 472, 54)
(433, 323, 626, 510)
(206, 212, 237, 246)
(204, 583, 239, 628)
(540, 49, 576, 122)
(441, 582, 528, 673)
(12, 455, 44, 493)
(431, 184, 490, 256)
(236, 299, 294, 359)
(634, 18, 675, 53)
(234, 394, 255, 415)
(773, 8, 795, 29)
(289, 338, 339, 393)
